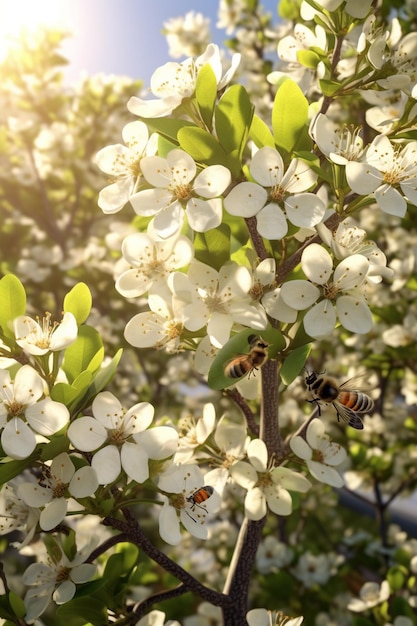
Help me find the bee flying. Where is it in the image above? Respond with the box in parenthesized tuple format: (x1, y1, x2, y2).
(305, 370, 374, 430)
(224, 334, 269, 379)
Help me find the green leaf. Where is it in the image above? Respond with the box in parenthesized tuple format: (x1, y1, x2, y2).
(56, 597, 108, 626)
(215, 85, 254, 156)
(177, 126, 230, 167)
(194, 224, 231, 271)
(279, 0, 300, 19)
(272, 80, 308, 153)
(296, 49, 320, 69)
(0, 594, 15, 620)
(196, 63, 217, 131)
(51, 381, 84, 405)
(249, 114, 275, 149)
(0, 274, 26, 340)
(62, 326, 103, 383)
(319, 79, 341, 97)
(208, 328, 272, 391)
(79, 348, 123, 410)
(138, 117, 194, 144)
(8, 592, 25, 619)
(40, 435, 70, 461)
(0, 455, 37, 486)
(280, 344, 312, 386)
(387, 565, 407, 591)
(63, 282, 92, 324)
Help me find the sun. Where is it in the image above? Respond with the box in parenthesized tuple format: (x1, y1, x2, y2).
(0, 0, 74, 61)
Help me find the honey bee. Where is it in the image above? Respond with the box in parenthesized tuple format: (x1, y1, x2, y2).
(224, 334, 269, 379)
(305, 371, 374, 430)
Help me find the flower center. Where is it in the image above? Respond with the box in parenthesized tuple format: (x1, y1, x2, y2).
(336, 125, 364, 160)
(171, 181, 193, 201)
(203, 292, 229, 314)
(256, 471, 273, 489)
(322, 282, 339, 300)
(270, 184, 285, 203)
(56, 566, 71, 583)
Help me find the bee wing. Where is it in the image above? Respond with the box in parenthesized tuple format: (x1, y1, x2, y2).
(333, 402, 364, 430)
(339, 374, 371, 392)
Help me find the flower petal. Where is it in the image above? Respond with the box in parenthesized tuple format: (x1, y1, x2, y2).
(290, 436, 313, 460)
(193, 165, 231, 197)
(230, 461, 258, 490)
(244, 487, 267, 520)
(285, 193, 325, 228)
(224, 182, 267, 217)
(91, 446, 121, 485)
(280, 280, 320, 310)
(336, 295, 373, 333)
(69, 466, 99, 498)
(307, 460, 345, 488)
(2, 418, 36, 460)
(67, 416, 108, 452)
(186, 197, 222, 232)
(256, 203, 288, 239)
(303, 299, 337, 338)
(121, 442, 149, 483)
(301, 244, 332, 284)
(247, 438, 268, 472)
(159, 498, 182, 545)
(40, 498, 68, 531)
(26, 398, 69, 436)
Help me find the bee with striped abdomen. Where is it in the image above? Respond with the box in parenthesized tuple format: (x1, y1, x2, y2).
(185, 486, 214, 522)
(305, 370, 374, 430)
(224, 334, 269, 380)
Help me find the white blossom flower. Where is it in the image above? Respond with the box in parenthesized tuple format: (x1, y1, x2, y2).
(0, 365, 70, 460)
(224, 147, 323, 240)
(164, 11, 211, 59)
(127, 43, 240, 118)
(67, 392, 177, 485)
(13, 311, 78, 356)
(157, 463, 220, 545)
(23, 542, 96, 622)
(346, 135, 417, 218)
(217, 0, 246, 34)
(230, 439, 311, 520)
(95, 121, 158, 214)
(290, 419, 347, 488)
(268, 23, 327, 89)
(256, 535, 294, 574)
(301, 0, 373, 19)
(247, 608, 303, 626)
(136, 610, 181, 626)
(382, 312, 417, 347)
(347, 580, 390, 612)
(316, 218, 393, 282)
(124, 291, 187, 352)
(367, 18, 417, 89)
(309, 113, 365, 167)
(115, 232, 193, 298)
(129, 149, 231, 238)
(17, 452, 98, 531)
(183, 260, 268, 348)
(293, 550, 343, 587)
(174, 403, 217, 463)
(280, 243, 373, 338)
(0, 478, 40, 547)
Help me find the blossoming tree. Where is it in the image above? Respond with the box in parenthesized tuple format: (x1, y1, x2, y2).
(1, 1, 417, 625)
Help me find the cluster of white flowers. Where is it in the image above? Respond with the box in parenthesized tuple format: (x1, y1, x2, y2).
(4, 0, 417, 622)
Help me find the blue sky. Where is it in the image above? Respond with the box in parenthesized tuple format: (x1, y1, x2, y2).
(58, 0, 280, 85)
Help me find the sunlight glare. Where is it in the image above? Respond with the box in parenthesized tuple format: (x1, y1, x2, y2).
(0, 0, 75, 61)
